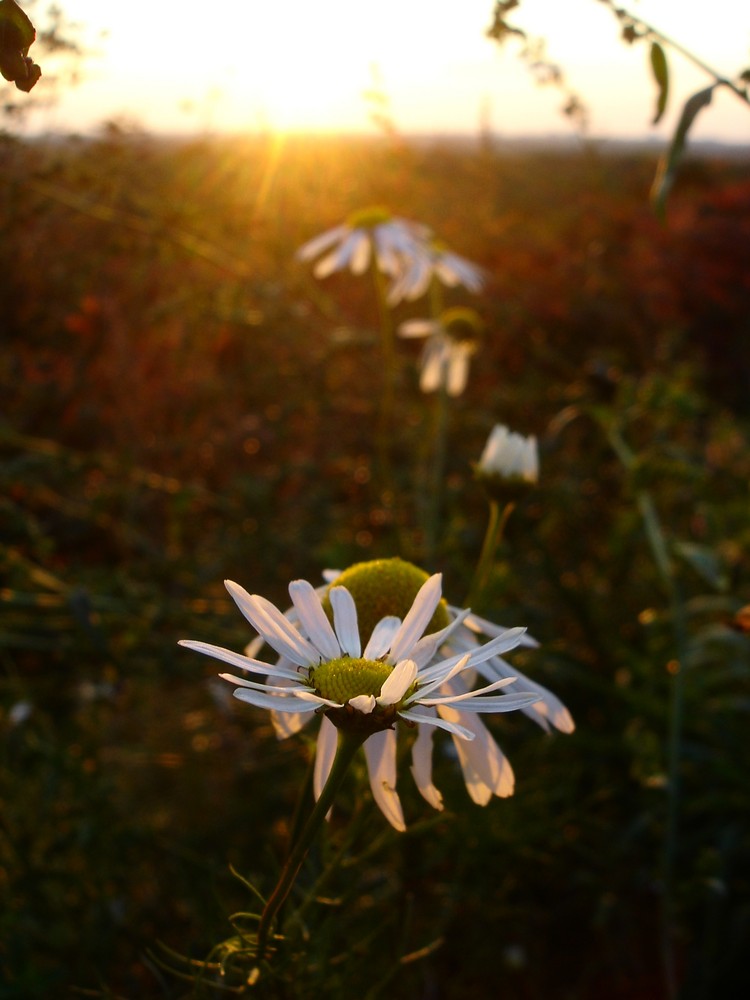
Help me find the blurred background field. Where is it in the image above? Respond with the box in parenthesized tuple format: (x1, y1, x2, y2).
(2, 127, 750, 998)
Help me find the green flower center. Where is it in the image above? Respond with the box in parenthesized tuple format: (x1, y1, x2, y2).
(347, 205, 392, 229)
(321, 557, 451, 646)
(311, 656, 392, 704)
(441, 306, 484, 344)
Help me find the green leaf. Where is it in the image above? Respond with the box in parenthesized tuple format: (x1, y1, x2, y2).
(649, 41, 669, 124)
(650, 84, 715, 218)
(673, 541, 729, 592)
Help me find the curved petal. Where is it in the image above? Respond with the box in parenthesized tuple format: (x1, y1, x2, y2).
(410, 723, 444, 811)
(363, 730, 406, 832)
(398, 706, 475, 741)
(232, 688, 323, 713)
(330, 586, 361, 657)
(296, 224, 349, 262)
(439, 700, 515, 803)
(313, 715, 339, 801)
(378, 658, 418, 706)
(363, 616, 401, 659)
(178, 639, 301, 681)
(446, 346, 471, 397)
(387, 573, 443, 664)
(349, 230, 372, 274)
(349, 694, 376, 713)
(225, 581, 318, 666)
(289, 580, 340, 660)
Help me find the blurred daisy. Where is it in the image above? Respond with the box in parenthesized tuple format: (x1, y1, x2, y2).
(477, 424, 539, 485)
(296, 206, 431, 286)
(297, 208, 484, 307)
(388, 241, 485, 305)
(398, 307, 483, 397)
(180, 564, 539, 831)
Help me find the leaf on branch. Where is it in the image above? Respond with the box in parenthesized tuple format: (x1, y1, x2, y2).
(649, 41, 669, 124)
(650, 84, 715, 219)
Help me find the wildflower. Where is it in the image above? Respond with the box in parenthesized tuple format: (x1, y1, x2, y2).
(296, 206, 431, 285)
(327, 560, 575, 809)
(388, 241, 484, 304)
(296, 208, 483, 306)
(180, 560, 540, 830)
(475, 424, 539, 502)
(398, 307, 483, 397)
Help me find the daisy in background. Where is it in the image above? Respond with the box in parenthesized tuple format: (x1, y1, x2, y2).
(466, 424, 542, 612)
(398, 307, 483, 397)
(296, 207, 431, 289)
(296, 207, 484, 307)
(180, 559, 543, 832)
(387, 240, 485, 305)
(477, 423, 539, 488)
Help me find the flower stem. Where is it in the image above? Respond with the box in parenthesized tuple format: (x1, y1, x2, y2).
(371, 257, 397, 499)
(464, 499, 515, 611)
(607, 423, 686, 1000)
(255, 729, 366, 961)
(423, 383, 449, 569)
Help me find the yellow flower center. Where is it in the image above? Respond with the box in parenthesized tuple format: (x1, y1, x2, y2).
(347, 205, 393, 229)
(322, 557, 451, 646)
(311, 656, 392, 704)
(441, 306, 484, 344)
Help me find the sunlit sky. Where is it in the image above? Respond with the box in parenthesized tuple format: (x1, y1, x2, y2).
(28, 0, 750, 142)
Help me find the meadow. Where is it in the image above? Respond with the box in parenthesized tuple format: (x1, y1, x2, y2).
(1, 127, 749, 998)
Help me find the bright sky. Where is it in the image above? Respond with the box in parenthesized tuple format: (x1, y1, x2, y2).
(29, 0, 750, 142)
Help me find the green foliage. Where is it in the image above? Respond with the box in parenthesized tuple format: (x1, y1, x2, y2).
(1, 132, 750, 998)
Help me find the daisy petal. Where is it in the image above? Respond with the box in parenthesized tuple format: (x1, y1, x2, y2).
(432, 692, 541, 713)
(363, 730, 405, 832)
(178, 639, 301, 681)
(387, 573, 443, 664)
(297, 224, 349, 262)
(398, 706, 475, 741)
(378, 658, 418, 706)
(349, 694, 376, 713)
(225, 581, 318, 666)
(232, 688, 323, 713)
(330, 586, 361, 657)
(363, 616, 401, 659)
(410, 723, 444, 810)
(289, 580, 340, 660)
(313, 715, 339, 802)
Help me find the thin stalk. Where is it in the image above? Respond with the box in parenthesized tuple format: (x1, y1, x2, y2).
(608, 424, 686, 1000)
(423, 383, 449, 570)
(464, 499, 515, 611)
(255, 730, 366, 961)
(371, 257, 397, 498)
(598, 0, 749, 104)
(422, 277, 448, 568)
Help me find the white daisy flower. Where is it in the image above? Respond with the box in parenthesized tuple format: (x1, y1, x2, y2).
(477, 424, 539, 485)
(297, 209, 484, 307)
(296, 206, 431, 286)
(387, 242, 485, 305)
(321, 561, 575, 811)
(180, 564, 540, 831)
(398, 307, 483, 397)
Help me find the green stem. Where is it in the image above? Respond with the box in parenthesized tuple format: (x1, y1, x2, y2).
(598, 0, 750, 105)
(464, 499, 515, 611)
(255, 729, 366, 961)
(607, 423, 685, 1000)
(371, 257, 396, 498)
(423, 383, 448, 570)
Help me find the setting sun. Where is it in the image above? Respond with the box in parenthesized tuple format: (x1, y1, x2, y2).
(25, 0, 750, 140)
